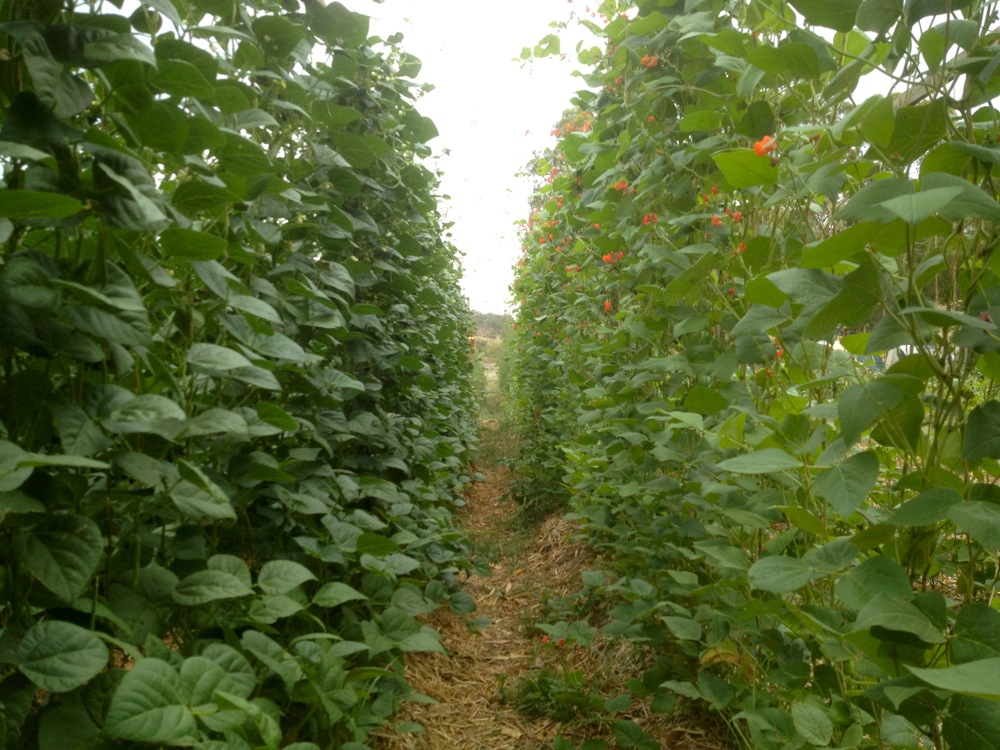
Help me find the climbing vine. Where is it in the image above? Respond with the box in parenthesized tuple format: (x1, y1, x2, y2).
(0, 0, 477, 747)
(513, 0, 1000, 747)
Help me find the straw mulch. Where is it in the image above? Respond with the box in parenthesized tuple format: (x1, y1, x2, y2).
(376, 464, 732, 750)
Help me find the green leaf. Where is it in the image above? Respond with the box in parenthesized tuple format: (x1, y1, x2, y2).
(943, 695, 1000, 750)
(908, 658, 1000, 699)
(38, 707, 102, 750)
(241, 630, 303, 688)
(309, 1, 369, 48)
(179, 655, 253, 706)
(182, 407, 248, 438)
(94, 159, 170, 233)
(964, 401, 1000, 460)
(0, 191, 83, 219)
(717, 448, 803, 474)
(253, 15, 306, 58)
(953, 603, 1000, 663)
(836, 556, 912, 611)
(398, 626, 445, 653)
(160, 227, 227, 261)
(745, 43, 821, 80)
(150, 59, 216, 100)
(805, 255, 884, 337)
(313, 582, 368, 607)
(837, 178, 913, 223)
(948, 502, 1000, 550)
(256, 401, 297, 431)
(257, 560, 316, 595)
(105, 658, 197, 746)
(853, 594, 946, 644)
(800, 222, 880, 268)
(103, 394, 186, 435)
(18, 620, 108, 692)
(748, 555, 813, 593)
(172, 569, 254, 605)
(787, 0, 862, 31)
(662, 616, 702, 641)
(791, 702, 834, 746)
(187, 343, 254, 372)
(857, 0, 903, 34)
(14, 514, 103, 602)
(814, 450, 880, 516)
(713, 150, 779, 188)
(889, 487, 962, 525)
(879, 186, 964, 224)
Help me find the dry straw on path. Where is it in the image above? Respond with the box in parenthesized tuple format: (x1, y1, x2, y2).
(377, 465, 731, 750)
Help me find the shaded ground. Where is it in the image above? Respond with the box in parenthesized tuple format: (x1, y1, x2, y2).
(377, 458, 733, 750)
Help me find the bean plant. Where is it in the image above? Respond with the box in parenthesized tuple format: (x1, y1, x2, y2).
(0, 0, 478, 747)
(513, 0, 1000, 747)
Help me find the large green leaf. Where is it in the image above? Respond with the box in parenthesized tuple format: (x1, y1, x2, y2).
(257, 560, 316, 595)
(105, 658, 198, 746)
(942, 695, 1000, 750)
(853, 594, 946, 644)
(14, 514, 103, 602)
(717, 448, 803, 474)
(836, 556, 912, 611)
(787, 0, 862, 31)
(172, 569, 253, 605)
(791, 701, 834, 746)
(948, 501, 1000, 550)
(952, 603, 1000, 663)
(17, 620, 109, 692)
(964, 401, 1000, 460)
(814, 450, 880, 517)
(0, 191, 83, 219)
(713, 150, 779, 188)
(909, 659, 1000, 699)
(748, 555, 813, 593)
(313, 582, 368, 607)
(159, 227, 227, 261)
(187, 343, 254, 372)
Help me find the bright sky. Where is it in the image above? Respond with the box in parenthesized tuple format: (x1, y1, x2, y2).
(366, 0, 594, 314)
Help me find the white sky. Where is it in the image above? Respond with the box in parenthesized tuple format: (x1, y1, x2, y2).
(366, 0, 595, 314)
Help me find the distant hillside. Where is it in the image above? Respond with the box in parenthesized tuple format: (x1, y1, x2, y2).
(473, 311, 511, 339)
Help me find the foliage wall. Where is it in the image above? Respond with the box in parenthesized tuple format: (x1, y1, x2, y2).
(0, 0, 477, 747)
(512, 0, 1000, 747)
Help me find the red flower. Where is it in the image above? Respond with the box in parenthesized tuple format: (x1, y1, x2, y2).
(732, 211, 742, 223)
(711, 185, 719, 195)
(753, 135, 777, 156)
(616, 251, 624, 261)
(540, 635, 550, 644)
(602, 253, 614, 263)
(640, 54, 658, 68)
(604, 299, 612, 313)
(712, 215, 722, 227)
(643, 213, 658, 225)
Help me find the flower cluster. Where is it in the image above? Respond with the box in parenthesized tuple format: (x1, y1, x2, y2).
(753, 135, 777, 156)
(602, 251, 625, 263)
(641, 54, 658, 68)
(642, 213, 658, 225)
(612, 179, 630, 193)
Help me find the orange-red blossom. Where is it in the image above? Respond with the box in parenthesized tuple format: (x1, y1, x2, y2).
(754, 135, 777, 156)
